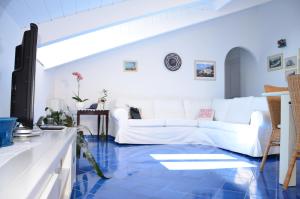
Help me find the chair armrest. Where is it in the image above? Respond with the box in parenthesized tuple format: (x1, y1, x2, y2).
(250, 111, 271, 129)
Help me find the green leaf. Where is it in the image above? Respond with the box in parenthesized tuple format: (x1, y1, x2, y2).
(76, 131, 110, 179)
(72, 96, 81, 101)
(42, 106, 108, 179)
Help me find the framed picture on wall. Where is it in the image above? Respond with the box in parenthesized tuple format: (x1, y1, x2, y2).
(285, 68, 297, 82)
(298, 48, 300, 73)
(267, 53, 283, 71)
(284, 56, 297, 69)
(123, 61, 137, 72)
(194, 60, 216, 80)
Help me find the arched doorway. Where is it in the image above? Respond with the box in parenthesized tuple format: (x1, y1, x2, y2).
(224, 47, 256, 99)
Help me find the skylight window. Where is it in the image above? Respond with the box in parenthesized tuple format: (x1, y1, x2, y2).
(37, 23, 140, 69)
(36, 0, 233, 69)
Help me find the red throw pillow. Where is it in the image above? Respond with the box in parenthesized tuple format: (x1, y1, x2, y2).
(198, 109, 214, 121)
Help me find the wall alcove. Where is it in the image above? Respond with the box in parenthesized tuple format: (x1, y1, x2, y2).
(224, 47, 257, 99)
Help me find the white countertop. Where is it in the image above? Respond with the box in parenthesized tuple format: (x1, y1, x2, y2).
(0, 128, 77, 199)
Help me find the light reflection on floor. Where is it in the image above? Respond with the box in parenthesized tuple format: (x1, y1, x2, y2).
(150, 154, 237, 160)
(160, 161, 256, 170)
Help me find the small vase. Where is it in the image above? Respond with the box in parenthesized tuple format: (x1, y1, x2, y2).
(97, 102, 105, 110)
(76, 102, 85, 110)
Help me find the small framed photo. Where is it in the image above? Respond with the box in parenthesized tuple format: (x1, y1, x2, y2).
(267, 53, 283, 71)
(285, 68, 297, 82)
(194, 60, 216, 80)
(284, 56, 297, 69)
(298, 48, 300, 71)
(124, 61, 137, 72)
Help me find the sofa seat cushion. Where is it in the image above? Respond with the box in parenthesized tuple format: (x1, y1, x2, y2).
(165, 119, 198, 127)
(128, 119, 165, 127)
(198, 120, 252, 134)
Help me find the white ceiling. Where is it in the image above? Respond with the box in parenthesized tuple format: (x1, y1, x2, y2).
(0, 0, 234, 31)
(0, 0, 272, 69)
(0, 0, 127, 28)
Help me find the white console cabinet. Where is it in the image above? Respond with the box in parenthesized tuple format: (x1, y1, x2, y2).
(0, 128, 77, 199)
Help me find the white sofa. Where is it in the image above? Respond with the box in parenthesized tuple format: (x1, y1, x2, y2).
(111, 97, 277, 157)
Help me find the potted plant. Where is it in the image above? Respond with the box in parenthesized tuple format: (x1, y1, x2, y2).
(39, 107, 109, 179)
(72, 72, 88, 109)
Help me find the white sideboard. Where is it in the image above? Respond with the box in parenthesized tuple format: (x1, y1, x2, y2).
(0, 128, 77, 199)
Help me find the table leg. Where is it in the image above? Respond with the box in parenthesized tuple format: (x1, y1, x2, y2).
(77, 113, 80, 126)
(97, 115, 100, 139)
(279, 95, 296, 186)
(106, 113, 109, 140)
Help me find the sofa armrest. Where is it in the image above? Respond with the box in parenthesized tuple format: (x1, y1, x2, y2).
(111, 108, 128, 142)
(111, 108, 128, 125)
(250, 111, 274, 156)
(250, 111, 271, 129)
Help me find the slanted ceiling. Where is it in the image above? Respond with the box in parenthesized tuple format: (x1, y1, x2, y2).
(0, 0, 271, 69)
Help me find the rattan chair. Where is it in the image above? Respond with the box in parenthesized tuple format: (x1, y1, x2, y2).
(283, 74, 300, 189)
(260, 85, 288, 172)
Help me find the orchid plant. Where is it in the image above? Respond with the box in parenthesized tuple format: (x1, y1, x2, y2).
(98, 89, 108, 105)
(72, 72, 88, 102)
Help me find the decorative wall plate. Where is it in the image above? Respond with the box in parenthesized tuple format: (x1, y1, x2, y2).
(164, 53, 182, 71)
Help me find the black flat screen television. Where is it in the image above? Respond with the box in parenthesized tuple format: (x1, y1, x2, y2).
(10, 23, 38, 129)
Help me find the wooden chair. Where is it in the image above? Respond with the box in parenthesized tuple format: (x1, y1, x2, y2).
(260, 85, 288, 172)
(283, 74, 300, 189)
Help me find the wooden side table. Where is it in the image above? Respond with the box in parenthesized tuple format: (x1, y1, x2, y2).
(77, 109, 109, 140)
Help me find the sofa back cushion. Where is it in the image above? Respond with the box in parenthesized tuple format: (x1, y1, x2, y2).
(212, 98, 232, 122)
(154, 100, 185, 119)
(184, 99, 212, 119)
(251, 97, 268, 112)
(224, 97, 253, 124)
(212, 97, 269, 124)
(115, 99, 154, 119)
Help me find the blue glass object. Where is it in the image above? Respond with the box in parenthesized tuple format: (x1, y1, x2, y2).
(0, 117, 17, 147)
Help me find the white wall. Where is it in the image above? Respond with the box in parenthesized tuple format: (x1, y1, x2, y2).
(34, 62, 53, 122)
(0, 7, 52, 121)
(0, 7, 21, 117)
(240, 49, 259, 97)
(49, 0, 300, 103)
(240, 0, 300, 96)
(44, 0, 300, 134)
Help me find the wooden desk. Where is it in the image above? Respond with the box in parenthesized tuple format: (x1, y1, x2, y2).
(262, 91, 296, 186)
(77, 109, 109, 139)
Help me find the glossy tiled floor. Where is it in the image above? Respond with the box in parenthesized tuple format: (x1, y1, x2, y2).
(71, 136, 300, 199)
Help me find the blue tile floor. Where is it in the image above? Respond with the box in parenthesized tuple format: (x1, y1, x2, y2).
(71, 136, 300, 199)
